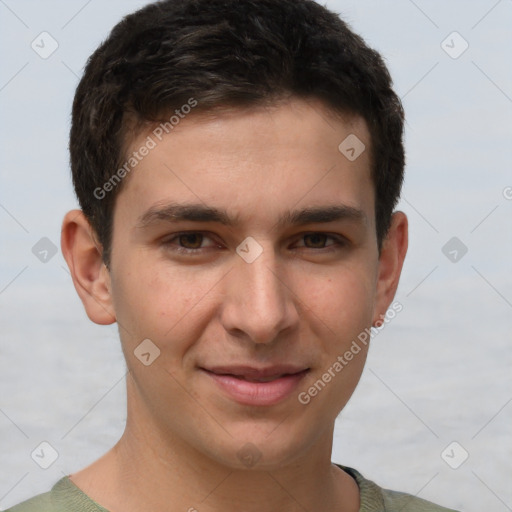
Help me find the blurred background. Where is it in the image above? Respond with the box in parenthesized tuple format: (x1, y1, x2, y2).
(1, 1, 511, 510)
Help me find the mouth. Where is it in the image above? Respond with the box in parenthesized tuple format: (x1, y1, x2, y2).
(199, 365, 310, 406)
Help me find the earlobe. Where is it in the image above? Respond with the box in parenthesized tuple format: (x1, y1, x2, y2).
(372, 211, 408, 325)
(61, 210, 116, 325)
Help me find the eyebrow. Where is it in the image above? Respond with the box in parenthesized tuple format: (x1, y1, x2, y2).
(136, 202, 366, 229)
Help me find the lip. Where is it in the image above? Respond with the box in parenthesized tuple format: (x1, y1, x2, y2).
(200, 365, 310, 406)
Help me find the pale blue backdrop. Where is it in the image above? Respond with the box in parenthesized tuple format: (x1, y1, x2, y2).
(1, 1, 511, 510)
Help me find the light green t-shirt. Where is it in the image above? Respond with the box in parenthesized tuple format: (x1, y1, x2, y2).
(5, 465, 460, 512)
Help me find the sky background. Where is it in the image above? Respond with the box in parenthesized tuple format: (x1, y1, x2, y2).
(0, 1, 511, 511)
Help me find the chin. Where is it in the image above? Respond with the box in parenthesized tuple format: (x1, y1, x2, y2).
(202, 424, 316, 472)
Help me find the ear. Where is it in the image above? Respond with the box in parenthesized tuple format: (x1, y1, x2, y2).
(372, 211, 408, 325)
(61, 210, 116, 325)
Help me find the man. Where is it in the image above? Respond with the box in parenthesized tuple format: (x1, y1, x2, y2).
(7, 0, 459, 510)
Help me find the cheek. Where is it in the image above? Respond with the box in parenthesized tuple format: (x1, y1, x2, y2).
(110, 256, 223, 357)
(296, 263, 376, 343)
(295, 267, 376, 414)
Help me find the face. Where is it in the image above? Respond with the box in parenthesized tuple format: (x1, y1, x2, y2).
(69, 99, 406, 471)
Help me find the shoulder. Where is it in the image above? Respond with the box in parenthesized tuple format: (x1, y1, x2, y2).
(337, 465, 461, 512)
(380, 488, 460, 512)
(5, 489, 54, 512)
(4, 476, 109, 512)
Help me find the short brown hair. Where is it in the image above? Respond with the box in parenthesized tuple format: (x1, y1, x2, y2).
(70, 0, 405, 265)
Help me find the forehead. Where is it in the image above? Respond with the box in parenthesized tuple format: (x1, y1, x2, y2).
(115, 99, 374, 228)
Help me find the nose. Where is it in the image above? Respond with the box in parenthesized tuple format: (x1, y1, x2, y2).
(219, 243, 299, 345)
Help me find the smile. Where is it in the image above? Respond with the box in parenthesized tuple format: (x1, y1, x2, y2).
(200, 366, 310, 406)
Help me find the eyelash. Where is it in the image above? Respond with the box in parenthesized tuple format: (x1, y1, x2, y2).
(161, 231, 347, 255)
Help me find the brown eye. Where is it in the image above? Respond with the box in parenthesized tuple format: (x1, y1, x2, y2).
(178, 233, 204, 249)
(162, 231, 222, 256)
(294, 233, 346, 253)
(303, 233, 329, 248)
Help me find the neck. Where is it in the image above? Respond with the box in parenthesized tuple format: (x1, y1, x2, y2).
(70, 380, 360, 512)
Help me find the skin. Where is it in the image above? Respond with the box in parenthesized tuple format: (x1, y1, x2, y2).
(61, 98, 408, 512)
